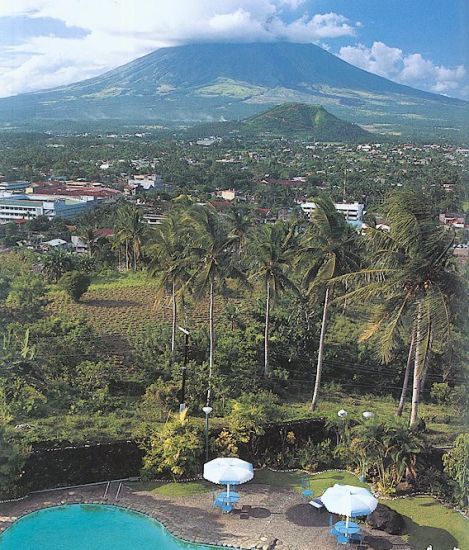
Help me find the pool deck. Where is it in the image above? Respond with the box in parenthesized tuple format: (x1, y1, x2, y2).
(0, 481, 412, 550)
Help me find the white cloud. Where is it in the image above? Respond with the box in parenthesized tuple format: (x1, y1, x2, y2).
(0, 0, 359, 97)
(339, 41, 467, 98)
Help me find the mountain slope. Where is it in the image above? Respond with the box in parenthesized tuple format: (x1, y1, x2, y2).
(245, 103, 370, 139)
(0, 42, 467, 138)
(188, 103, 371, 141)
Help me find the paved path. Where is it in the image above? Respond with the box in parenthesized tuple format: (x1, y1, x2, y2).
(0, 481, 412, 550)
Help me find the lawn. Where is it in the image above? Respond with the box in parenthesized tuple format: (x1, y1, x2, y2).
(130, 479, 213, 497)
(385, 496, 468, 550)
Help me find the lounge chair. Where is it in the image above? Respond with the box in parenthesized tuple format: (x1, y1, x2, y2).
(309, 497, 324, 511)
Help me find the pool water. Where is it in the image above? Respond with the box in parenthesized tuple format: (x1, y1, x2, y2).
(0, 504, 226, 550)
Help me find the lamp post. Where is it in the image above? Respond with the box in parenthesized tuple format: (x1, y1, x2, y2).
(202, 405, 212, 463)
(362, 411, 374, 420)
(336, 409, 348, 445)
(178, 326, 190, 412)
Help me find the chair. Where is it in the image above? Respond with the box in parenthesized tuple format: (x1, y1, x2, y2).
(336, 534, 349, 546)
(300, 477, 314, 498)
(309, 498, 324, 511)
(240, 504, 251, 520)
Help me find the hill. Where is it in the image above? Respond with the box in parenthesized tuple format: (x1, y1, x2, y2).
(185, 103, 371, 141)
(0, 42, 468, 138)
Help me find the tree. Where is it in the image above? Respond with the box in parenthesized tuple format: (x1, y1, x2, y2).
(337, 190, 464, 427)
(297, 197, 359, 410)
(113, 204, 146, 271)
(6, 275, 47, 318)
(147, 211, 190, 355)
(41, 249, 75, 282)
(248, 222, 298, 377)
(58, 271, 91, 301)
(186, 205, 241, 405)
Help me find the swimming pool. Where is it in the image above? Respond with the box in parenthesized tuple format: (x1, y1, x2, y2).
(0, 504, 228, 549)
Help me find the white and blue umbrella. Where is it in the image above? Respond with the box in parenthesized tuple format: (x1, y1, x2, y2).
(203, 457, 253, 496)
(321, 484, 378, 527)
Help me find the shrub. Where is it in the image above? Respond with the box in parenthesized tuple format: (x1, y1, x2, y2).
(0, 424, 30, 499)
(58, 271, 91, 301)
(430, 382, 453, 404)
(141, 409, 204, 479)
(298, 438, 334, 472)
(443, 434, 469, 508)
(344, 420, 423, 496)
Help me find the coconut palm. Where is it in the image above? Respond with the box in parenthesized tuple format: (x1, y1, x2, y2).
(248, 222, 298, 377)
(296, 197, 360, 411)
(113, 204, 146, 271)
(147, 211, 190, 355)
(186, 205, 242, 405)
(227, 206, 252, 256)
(335, 189, 464, 427)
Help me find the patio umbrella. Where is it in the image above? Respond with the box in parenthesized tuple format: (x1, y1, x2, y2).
(321, 484, 378, 527)
(203, 457, 253, 496)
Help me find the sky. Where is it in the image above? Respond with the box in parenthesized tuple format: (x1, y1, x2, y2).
(0, 0, 467, 99)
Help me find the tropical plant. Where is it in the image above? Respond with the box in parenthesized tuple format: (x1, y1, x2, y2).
(140, 409, 204, 479)
(248, 222, 298, 377)
(186, 205, 242, 404)
(443, 433, 469, 508)
(113, 204, 147, 271)
(147, 211, 190, 355)
(335, 190, 465, 426)
(5, 275, 47, 318)
(0, 423, 30, 499)
(297, 196, 360, 410)
(344, 420, 423, 495)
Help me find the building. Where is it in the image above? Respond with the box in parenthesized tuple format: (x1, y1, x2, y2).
(127, 174, 174, 194)
(0, 195, 94, 223)
(299, 201, 365, 222)
(0, 181, 30, 194)
(439, 213, 465, 229)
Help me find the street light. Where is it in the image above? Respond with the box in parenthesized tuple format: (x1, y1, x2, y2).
(202, 405, 213, 463)
(177, 326, 190, 412)
(362, 411, 374, 420)
(337, 409, 348, 418)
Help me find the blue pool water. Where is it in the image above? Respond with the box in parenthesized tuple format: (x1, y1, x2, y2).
(0, 504, 226, 550)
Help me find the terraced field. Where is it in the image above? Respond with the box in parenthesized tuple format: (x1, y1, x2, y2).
(47, 272, 241, 341)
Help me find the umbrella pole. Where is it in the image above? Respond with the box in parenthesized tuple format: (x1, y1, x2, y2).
(227, 484, 230, 497)
(346, 516, 349, 528)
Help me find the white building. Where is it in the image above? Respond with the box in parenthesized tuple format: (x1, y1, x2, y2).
(127, 174, 174, 194)
(300, 201, 364, 222)
(0, 195, 93, 223)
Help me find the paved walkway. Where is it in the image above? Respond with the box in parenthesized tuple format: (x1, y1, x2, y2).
(0, 481, 412, 550)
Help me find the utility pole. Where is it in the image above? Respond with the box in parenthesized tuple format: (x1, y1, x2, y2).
(178, 326, 190, 412)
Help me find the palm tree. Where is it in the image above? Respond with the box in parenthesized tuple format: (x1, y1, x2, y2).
(147, 212, 190, 355)
(297, 197, 360, 411)
(186, 205, 242, 405)
(336, 189, 464, 427)
(227, 206, 251, 257)
(248, 222, 298, 377)
(113, 204, 146, 271)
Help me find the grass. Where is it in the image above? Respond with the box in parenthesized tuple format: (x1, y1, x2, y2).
(130, 479, 213, 497)
(385, 496, 468, 550)
(254, 468, 367, 495)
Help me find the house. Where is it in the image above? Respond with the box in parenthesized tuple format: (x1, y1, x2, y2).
(439, 213, 465, 229)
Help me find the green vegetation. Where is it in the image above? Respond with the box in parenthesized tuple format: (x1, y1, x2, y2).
(385, 496, 468, 550)
(131, 479, 212, 497)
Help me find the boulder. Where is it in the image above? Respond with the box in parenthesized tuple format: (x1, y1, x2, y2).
(367, 503, 406, 535)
